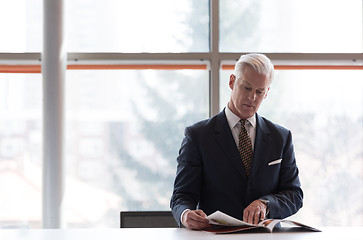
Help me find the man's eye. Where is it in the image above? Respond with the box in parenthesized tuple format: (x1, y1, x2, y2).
(256, 90, 264, 95)
(244, 86, 252, 91)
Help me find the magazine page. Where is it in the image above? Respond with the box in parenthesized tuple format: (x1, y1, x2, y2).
(204, 211, 265, 233)
(206, 211, 254, 227)
(280, 219, 321, 232)
(259, 219, 321, 232)
(258, 219, 282, 231)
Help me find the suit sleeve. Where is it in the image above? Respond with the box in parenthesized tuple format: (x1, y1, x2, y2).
(262, 130, 303, 219)
(170, 127, 203, 226)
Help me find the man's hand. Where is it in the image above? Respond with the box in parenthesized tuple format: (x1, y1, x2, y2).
(243, 200, 267, 225)
(182, 209, 211, 230)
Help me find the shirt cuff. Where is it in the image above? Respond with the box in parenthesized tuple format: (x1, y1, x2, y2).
(180, 209, 190, 226)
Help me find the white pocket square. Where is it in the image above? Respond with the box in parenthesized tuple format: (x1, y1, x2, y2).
(268, 159, 282, 166)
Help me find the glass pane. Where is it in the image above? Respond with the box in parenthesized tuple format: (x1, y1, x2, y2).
(220, 69, 363, 226)
(66, 0, 209, 52)
(64, 69, 209, 227)
(0, 0, 42, 52)
(220, 0, 363, 53)
(0, 73, 42, 228)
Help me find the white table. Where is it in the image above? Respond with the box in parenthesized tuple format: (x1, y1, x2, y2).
(0, 227, 362, 240)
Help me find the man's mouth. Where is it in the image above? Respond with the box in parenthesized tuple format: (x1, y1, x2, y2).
(243, 104, 254, 109)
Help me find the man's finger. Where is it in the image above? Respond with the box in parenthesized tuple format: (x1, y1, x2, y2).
(243, 209, 254, 224)
(243, 208, 249, 223)
(253, 211, 260, 225)
(194, 210, 208, 219)
(191, 210, 209, 223)
(260, 209, 266, 222)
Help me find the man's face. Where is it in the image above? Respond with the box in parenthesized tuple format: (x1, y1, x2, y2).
(228, 66, 270, 119)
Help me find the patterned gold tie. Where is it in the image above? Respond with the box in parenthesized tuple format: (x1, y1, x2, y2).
(238, 119, 253, 176)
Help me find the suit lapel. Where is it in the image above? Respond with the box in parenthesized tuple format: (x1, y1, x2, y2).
(250, 114, 271, 177)
(213, 110, 248, 180)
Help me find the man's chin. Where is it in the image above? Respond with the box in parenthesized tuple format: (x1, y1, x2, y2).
(240, 108, 255, 118)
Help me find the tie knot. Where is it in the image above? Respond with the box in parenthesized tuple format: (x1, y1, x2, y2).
(239, 119, 247, 129)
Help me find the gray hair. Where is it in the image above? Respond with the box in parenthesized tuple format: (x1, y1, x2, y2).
(234, 53, 274, 84)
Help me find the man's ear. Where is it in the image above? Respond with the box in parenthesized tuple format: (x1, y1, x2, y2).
(229, 74, 236, 90)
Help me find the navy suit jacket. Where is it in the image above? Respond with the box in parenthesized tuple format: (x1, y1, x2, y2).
(170, 110, 303, 226)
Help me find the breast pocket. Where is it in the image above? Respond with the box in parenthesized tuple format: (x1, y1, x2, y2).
(266, 158, 282, 181)
(268, 158, 282, 166)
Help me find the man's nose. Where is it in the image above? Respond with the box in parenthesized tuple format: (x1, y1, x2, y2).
(247, 91, 256, 101)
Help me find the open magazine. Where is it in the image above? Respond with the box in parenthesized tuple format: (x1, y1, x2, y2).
(204, 211, 321, 234)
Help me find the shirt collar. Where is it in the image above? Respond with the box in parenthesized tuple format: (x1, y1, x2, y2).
(225, 105, 256, 129)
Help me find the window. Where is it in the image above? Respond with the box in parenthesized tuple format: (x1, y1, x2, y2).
(66, 0, 209, 52)
(0, 73, 42, 228)
(64, 69, 209, 227)
(0, 0, 42, 52)
(220, 0, 362, 53)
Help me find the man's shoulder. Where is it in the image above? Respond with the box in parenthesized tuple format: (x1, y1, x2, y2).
(258, 115, 290, 135)
(187, 111, 226, 132)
